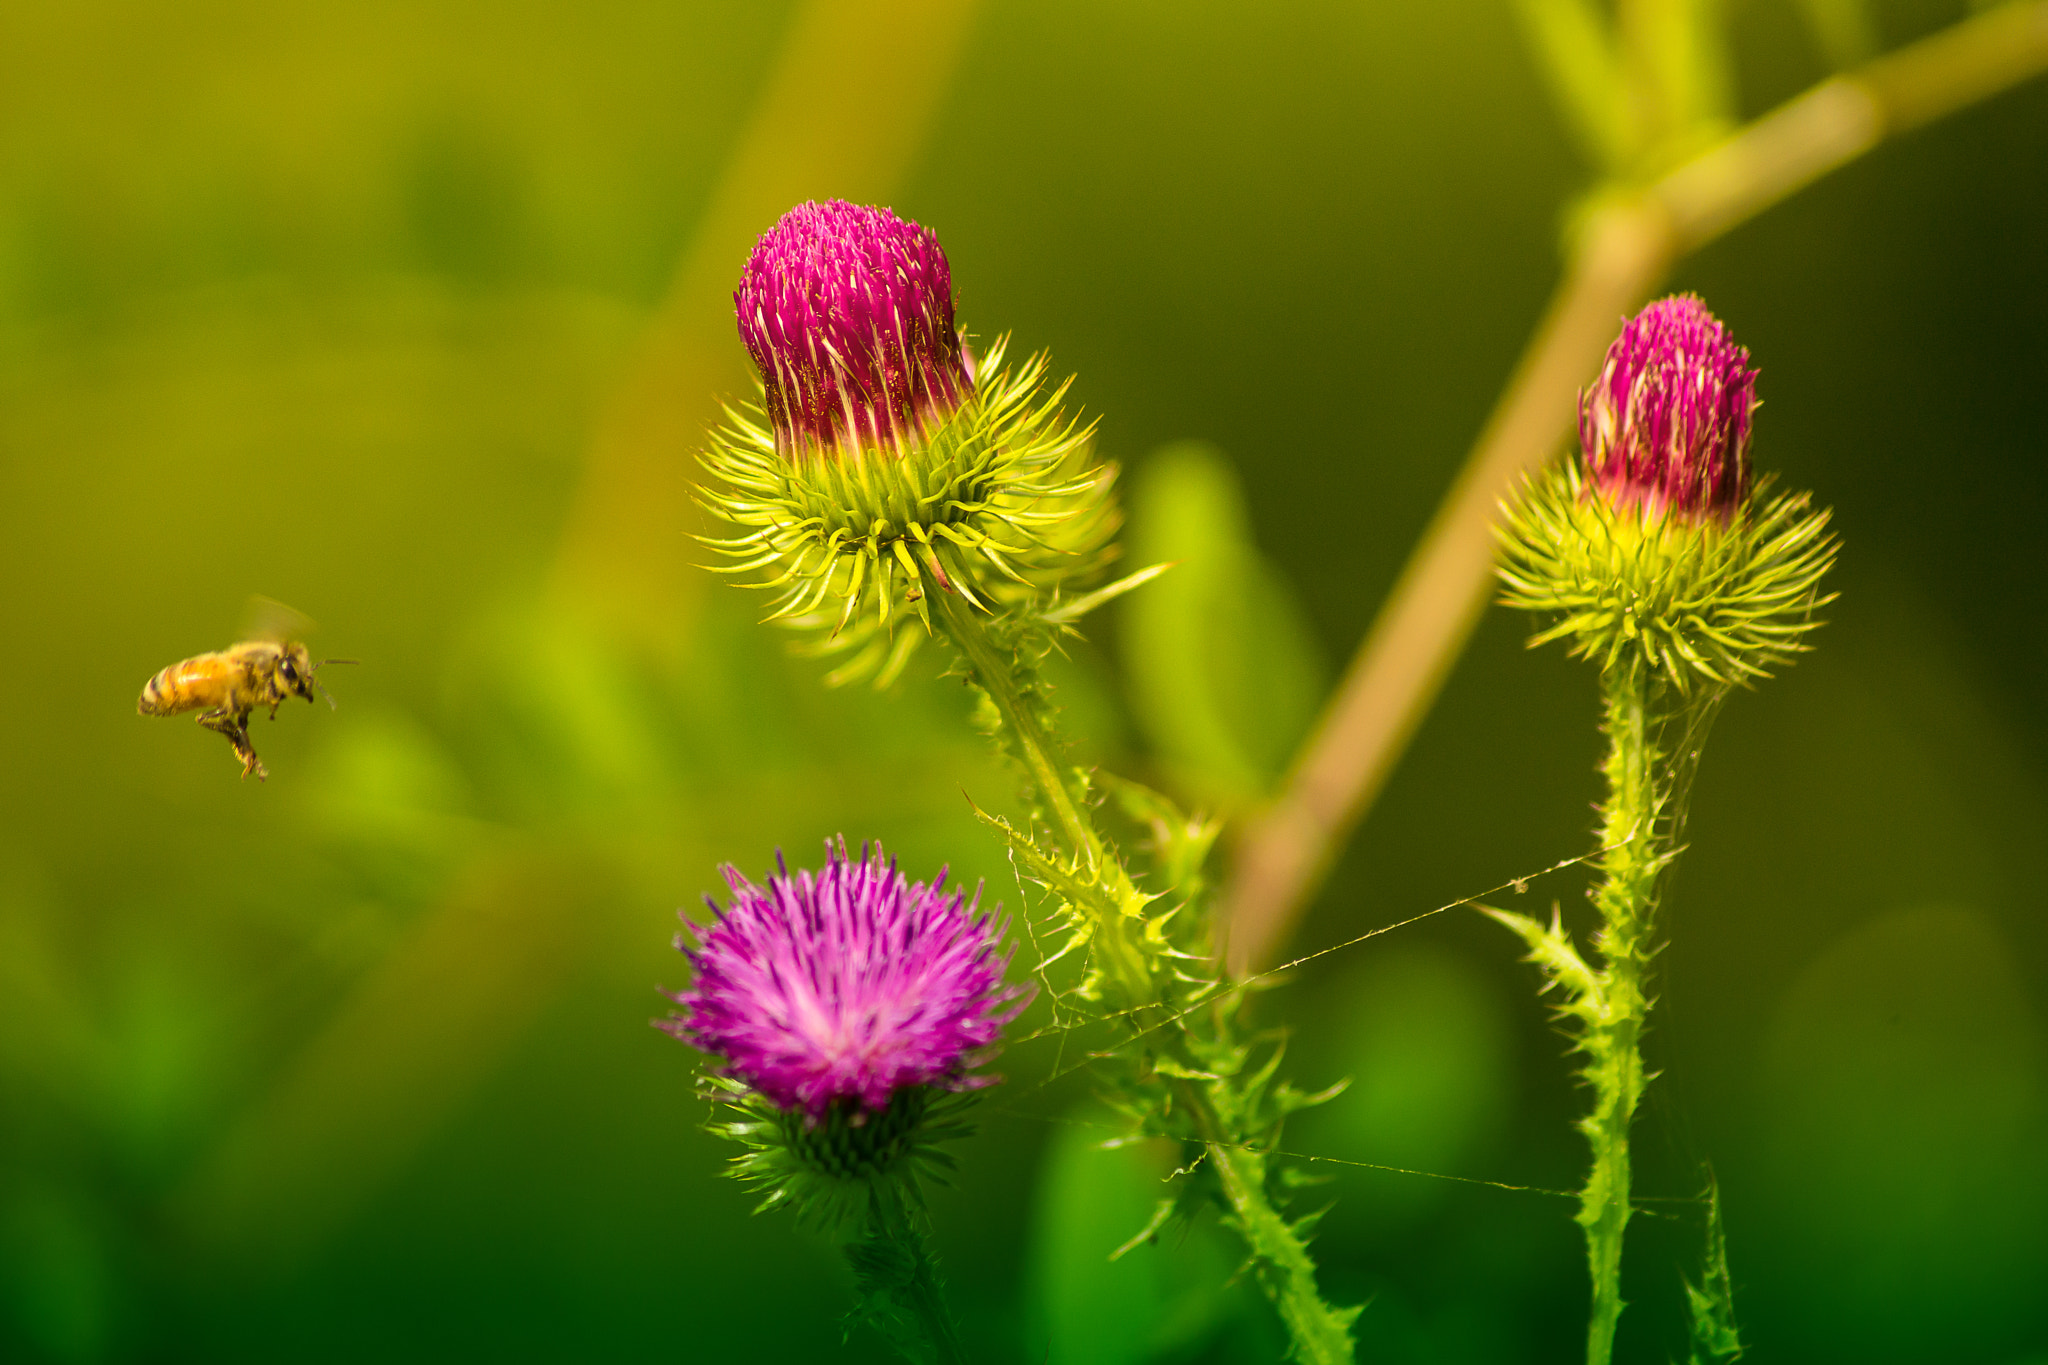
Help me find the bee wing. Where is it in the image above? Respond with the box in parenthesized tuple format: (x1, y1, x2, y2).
(241, 595, 316, 644)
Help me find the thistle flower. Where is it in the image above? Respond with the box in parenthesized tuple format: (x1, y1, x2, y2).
(1579, 294, 1756, 521)
(661, 838, 1026, 1226)
(663, 841, 1017, 1358)
(700, 200, 1117, 685)
(667, 838, 1022, 1115)
(1497, 294, 1835, 690)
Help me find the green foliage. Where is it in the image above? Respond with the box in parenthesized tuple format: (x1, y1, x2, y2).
(941, 588, 1179, 1008)
(1120, 442, 1327, 812)
(1178, 1021, 1359, 1365)
(1103, 774, 1221, 916)
(1482, 905, 1603, 1013)
(976, 801, 1178, 1009)
(1498, 461, 1837, 693)
(704, 1080, 984, 1363)
(1073, 984, 1359, 1364)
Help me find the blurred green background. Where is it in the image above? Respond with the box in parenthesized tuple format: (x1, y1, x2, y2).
(1, 1, 2043, 1361)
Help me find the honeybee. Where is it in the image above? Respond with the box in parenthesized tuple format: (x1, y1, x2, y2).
(138, 602, 354, 781)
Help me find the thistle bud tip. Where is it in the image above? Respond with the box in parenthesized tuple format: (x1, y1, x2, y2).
(1580, 294, 1757, 521)
(735, 200, 972, 459)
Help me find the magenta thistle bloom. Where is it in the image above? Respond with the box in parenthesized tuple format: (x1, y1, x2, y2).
(664, 840, 1024, 1117)
(1579, 294, 1758, 520)
(736, 200, 973, 460)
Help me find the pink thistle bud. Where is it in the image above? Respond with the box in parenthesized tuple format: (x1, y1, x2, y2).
(663, 840, 1026, 1118)
(735, 200, 974, 459)
(1579, 295, 1758, 520)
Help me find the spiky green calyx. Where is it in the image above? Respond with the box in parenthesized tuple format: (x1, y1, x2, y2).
(699, 337, 1119, 686)
(705, 1075, 975, 1362)
(704, 1077, 975, 1233)
(1497, 459, 1836, 692)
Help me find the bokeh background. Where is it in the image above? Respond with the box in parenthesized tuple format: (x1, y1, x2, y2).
(1, 1, 2044, 1361)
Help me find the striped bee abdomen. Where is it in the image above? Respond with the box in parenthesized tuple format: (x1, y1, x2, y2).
(138, 654, 232, 717)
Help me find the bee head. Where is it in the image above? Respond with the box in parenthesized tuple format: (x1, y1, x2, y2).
(278, 643, 320, 704)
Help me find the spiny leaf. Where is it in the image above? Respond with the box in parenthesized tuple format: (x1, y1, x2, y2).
(1683, 1172, 1744, 1364)
(1479, 904, 1604, 1004)
(1040, 560, 1175, 626)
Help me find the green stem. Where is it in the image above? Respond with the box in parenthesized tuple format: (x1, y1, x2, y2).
(1580, 661, 1663, 1365)
(856, 1180, 965, 1365)
(934, 590, 1156, 1007)
(1204, 1110, 1360, 1365)
(935, 589, 1097, 866)
(935, 591, 1356, 1362)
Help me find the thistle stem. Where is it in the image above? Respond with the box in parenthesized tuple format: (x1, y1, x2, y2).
(934, 590, 1097, 867)
(934, 590, 1155, 1006)
(856, 1180, 965, 1365)
(1580, 661, 1663, 1365)
(934, 589, 1356, 1362)
(1204, 1109, 1360, 1365)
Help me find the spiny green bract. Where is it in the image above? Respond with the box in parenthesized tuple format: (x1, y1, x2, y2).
(702, 1077, 976, 1233)
(698, 337, 1120, 687)
(1496, 460, 1836, 690)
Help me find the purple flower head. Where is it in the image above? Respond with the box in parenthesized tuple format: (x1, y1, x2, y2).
(664, 839, 1025, 1118)
(1579, 295, 1758, 521)
(736, 200, 974, 460)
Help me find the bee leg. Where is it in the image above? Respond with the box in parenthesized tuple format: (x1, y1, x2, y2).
(235, 737, 269, 782)
(199, 708, 267, 782)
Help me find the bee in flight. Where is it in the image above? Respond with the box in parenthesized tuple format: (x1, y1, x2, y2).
(137, 601, 355, 781)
